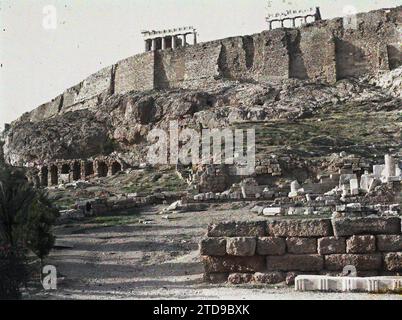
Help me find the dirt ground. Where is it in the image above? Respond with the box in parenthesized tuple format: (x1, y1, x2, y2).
(30, 204, 402, 300)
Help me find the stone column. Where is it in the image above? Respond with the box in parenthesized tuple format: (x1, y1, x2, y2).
(144, 40, 148, 52)
(384, 154, 396, 178)
(151, 38, 156, 51)
(193, 32, 197, 45)
(182, 34, 187, 46)
(162, 37, 167, 50)
(268, 21, 272, 30)
(172, 36, 177, 49)
(292, 18, 296, 27)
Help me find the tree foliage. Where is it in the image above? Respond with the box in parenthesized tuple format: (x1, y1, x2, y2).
(0, 164, 59, 299)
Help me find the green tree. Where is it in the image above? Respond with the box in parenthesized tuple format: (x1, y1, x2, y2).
(0, 165, 36, 246)
(22, 192, 59, 273)
(0, 164, 59, 298)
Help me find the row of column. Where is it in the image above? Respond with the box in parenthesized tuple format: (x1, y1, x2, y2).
(267, 15, 316, 30)
(145, 32, 197, 52)
(39, 160, 123, 187)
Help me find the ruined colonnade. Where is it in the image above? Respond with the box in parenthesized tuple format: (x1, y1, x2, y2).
(142, 26, 197, 52)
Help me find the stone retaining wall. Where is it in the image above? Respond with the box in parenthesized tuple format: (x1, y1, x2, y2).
(201, 217, 402, 284)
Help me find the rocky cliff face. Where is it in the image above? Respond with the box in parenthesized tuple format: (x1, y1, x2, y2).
(2, 6, 402, 168)
(3, 67, 401, 167)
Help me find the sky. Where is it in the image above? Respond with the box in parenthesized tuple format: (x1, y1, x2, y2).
(0, 0, 401, 130)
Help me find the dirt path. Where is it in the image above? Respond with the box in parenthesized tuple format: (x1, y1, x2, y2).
(32, 204, 402, 300)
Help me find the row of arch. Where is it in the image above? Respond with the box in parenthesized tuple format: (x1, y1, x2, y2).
(39, 159, 123, 187)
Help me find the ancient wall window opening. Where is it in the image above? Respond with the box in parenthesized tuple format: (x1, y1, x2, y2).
(97, 161, 108, 178)
(111, 161, 122, 175)
(72, 162, 81, 181)
(41, 167, 48, 187)
(50, 165, 58, 186)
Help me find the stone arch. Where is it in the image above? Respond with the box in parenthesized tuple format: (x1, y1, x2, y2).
(72, 162, 81, 181)
(50, 165, 58, 186)
(97, 161, 108, 178)
(61, 164, 70, 174)
(85, 161, 94, 177)
(40, 167, 48, 187)
(111, 161, 122, 175)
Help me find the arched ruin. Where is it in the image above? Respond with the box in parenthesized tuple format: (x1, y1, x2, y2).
(85, 161, 94, 178)
(72, 161, 81, 181)
(111, 161, 122, 175)
(97, 161, 108, 178)
(50, 165, 58, 186)
(40, 167, 48, 187)
(38, 158, 126, 187)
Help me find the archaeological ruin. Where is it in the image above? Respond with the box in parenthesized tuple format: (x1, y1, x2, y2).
(1, 3, 401, 299)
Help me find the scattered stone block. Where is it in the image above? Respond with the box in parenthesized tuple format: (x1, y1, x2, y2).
(253, 272, 285, 284)
(267, 219, 333, 237)
(332, 217, 401, 237)
(349, 178, 359, 195)
(263, 207, 284, 216)
(324, 254, 382, 271)
(207, 221, 266, 237)
(266, 254, 324, 272)
(202, 256, 266, 273)
(226, 237, 256, 256)
(346, 235, 376, 253)
(360, 174, 374, 193)
(318, 237, 346, 255)
(286, 237, 317, 254)
(377, 235, 402, 252)
(199, 238, 226, 256)
(256, 237, 286, 256)
(384, 252, 402, 271)
(251, 205, 264, 214)
(228, 273, 253, 284)
(339, 174, 357, 186)
(373, 165, 385, 178)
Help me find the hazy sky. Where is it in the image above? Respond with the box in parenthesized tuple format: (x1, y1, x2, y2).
(0, 0, 400, 129)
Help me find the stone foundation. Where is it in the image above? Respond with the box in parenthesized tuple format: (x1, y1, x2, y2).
(201, 217, 402, 284)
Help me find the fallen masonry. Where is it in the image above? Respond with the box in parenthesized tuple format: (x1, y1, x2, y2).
(201, 217, 402, 285)
(295, 275, 402, 293)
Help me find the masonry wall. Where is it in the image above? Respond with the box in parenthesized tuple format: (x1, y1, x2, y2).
(154, 41, 222, 89)
(201, 217, 402, 284)
(335, 9, 402, 80)
(289, 22, 338, 83)
(114, 52, 155, 94)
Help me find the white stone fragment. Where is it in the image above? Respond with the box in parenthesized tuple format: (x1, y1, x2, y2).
(295, 275, 402, 293)
(263, 207, 284, 216)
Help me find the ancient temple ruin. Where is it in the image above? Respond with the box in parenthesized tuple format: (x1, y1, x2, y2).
(142, 26, 197, 52)
(266, 7, 322, 30)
